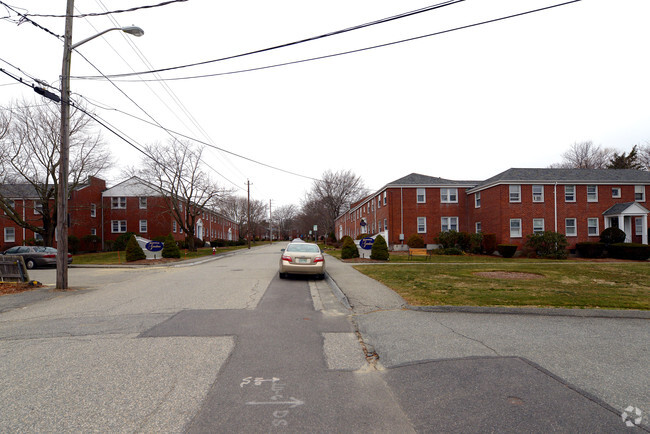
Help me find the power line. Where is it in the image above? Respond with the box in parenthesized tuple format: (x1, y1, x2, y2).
(0, 1, 63, 39)
(21, 0, 188, 18)
(71, 0, 465, 80)
(76, 0, 582, 83)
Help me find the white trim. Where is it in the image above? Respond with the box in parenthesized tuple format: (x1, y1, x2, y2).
(417, 216, 426, 233)
(565, 218, 577, 237)
(509, 219, 522, 238)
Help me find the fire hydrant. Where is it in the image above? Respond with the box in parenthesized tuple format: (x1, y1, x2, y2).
(212, 247, 216, 255)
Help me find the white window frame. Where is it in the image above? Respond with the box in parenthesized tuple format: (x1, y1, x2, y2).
(112, 197, 126, 209)
(635, 185, 645, 202)
(383, 192, 387, 205)
(612, 187, 621, 198)
(139, 197, 148, 209)
(4, 199, 15, 215)
(532, 185, 544, 203)
(565, 218, 577, 237)
(416, 188, 426, 204)
(384, 218, 387, 231)
(90, 203, 96, 218)
(509, 185, 521, 203)
(417, 217, 426, 233)
(532, 218, 544, 234)
(90, 228, 97, 236)
(377, 196, 381, 209)
(588, 218, 599, 236)
(139, 220, 148, 233)
(441, 216, 458, 232)
(509, 219, 522, 238)
(440, 188, 458, 204)
(4, 227, 15, 242)
(34, 200, 43, 215)
(475, 222, 482, 233)
(635, 217, 643, 236)
(111, 220, 127, 233)
(475, 192, 481, 208)
(587, 185, 598, 202)
(172, 221, 177, 233)
(565, 185, 575, 202)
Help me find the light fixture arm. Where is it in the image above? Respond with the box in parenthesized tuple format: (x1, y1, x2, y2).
(71, 26, 144, 49)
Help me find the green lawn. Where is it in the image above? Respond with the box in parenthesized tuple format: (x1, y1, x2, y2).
(353, 262, 650, 310)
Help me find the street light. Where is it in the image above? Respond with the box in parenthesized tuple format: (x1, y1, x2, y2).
(56, 1, 143, 290)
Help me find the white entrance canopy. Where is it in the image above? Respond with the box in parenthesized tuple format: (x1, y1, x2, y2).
(602, 202, 649, 245)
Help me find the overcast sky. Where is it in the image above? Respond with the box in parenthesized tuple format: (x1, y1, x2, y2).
(1, 0, 649, 208)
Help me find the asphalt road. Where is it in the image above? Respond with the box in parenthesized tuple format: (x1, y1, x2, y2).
(0, 244, 647, 432)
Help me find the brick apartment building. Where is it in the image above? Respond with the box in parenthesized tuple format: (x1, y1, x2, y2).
(335, 169, 650, 250)
(1, 176, 239, 251)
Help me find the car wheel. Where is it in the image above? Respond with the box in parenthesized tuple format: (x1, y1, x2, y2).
(319, 274, 325, 280)
(25, 259, 35, 269)
(279, 272, 286, 279)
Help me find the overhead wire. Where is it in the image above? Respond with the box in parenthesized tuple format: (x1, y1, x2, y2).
(83, 0, 582, 83)
(72, 0, 466, 80)
(21, 0, 188, 18)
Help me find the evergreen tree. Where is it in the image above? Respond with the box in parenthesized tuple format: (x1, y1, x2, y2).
(125, 235, 146, 262)
(162, 234, 181, 258)
(607, 145, 642, 169)
(370, 235, 389, 260)
(341, 236, 360, 259)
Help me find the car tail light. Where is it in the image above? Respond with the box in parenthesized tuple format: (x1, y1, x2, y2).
(313, 256, 324, 263)
(43, 254, 55, 258)
(281, 254, 292, 262)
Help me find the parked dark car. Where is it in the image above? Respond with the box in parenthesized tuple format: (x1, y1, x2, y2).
(1, 246, 73, 269)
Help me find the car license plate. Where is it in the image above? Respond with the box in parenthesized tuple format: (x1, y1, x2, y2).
(298, 258, 309, 264)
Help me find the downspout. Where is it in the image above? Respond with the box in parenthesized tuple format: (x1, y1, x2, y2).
(400, 187, 404, 245)
(554, 183, 558, 232)
(101, 195, 104, 251)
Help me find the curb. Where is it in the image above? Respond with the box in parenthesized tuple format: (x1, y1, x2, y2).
(408, 304, 650, 319)
(324, 272, 352, 310)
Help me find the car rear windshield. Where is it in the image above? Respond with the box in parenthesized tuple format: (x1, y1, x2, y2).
(34, 247, 57, 253)
(286, 244, 320, 253)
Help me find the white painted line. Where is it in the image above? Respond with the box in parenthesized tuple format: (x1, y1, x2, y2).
(309, 281, 324, 311)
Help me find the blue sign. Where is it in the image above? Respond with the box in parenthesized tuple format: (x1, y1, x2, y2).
(360, 237, 374, 250)
(145, 241, 164, 252)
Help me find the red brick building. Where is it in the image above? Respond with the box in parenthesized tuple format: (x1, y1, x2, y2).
(1, 176, 239, 251)
(335, 169, 650, 251)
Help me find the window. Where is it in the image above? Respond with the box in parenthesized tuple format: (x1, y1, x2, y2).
(383, 192, 387, 205)
(111, 220, 127, 233)
(475, 222, 482, 233)
(612, 187, 621, 198)
(635, 185, 645, 202)
(112, 197, 126, 209)
(441, 217, 458, 232)
(440, 188, 458, 203)
(139, 197, 148, 209)
(139, 220, 148, 233)
(4, 227, 15, 242)
(510, 219, 522, 238)
(475, 192, 481, 208)
(587, 185, 598, 202)
(532, 185, 544, 202)
(4, 199, 15, 215)
(533, 218, 544, 234)
(635, 217, 643, 236)
(588, 218, 599, 236)
(509, 185, 521, 203)
(384, 218, 387, 231)
(417, 217, 426, 233)
(565, 185, 575, 202)
(172, 221, 177, 233)
(34, 201, 43, 215)
(377, 196, 381, 209)
(565, 218, 577, 236)
(90, 228, 97, 236)
(90, 203, 96, 217)
(34, 231, 43, 241)
(416, 188, 426, 203)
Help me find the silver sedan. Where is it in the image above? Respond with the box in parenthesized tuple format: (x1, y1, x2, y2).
(278, 242, 325, 279)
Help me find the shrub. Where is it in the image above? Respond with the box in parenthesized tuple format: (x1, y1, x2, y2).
(576, 242, 605, 258)
(482, 233, 497, 254)
(162, 234, 181, 258)
(340, 235, 353, 246)
(497, 244, 518, 258)
(370, 235, 389, 260)
(600, 227, 626, 245)
(113, 232, 135, 251)
(607, 243, 650, 260)
(341, 237, 360, 259)
(442, 247, 464, 255)
(125, 234, 146, 262)
(67, 235, 80, 254)
(406, 234, 425, 248)
(437, 231, 456, 249)
(525, 231, 568, 259)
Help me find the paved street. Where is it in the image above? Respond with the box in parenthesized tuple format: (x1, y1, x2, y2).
(0, 244, 647, 432)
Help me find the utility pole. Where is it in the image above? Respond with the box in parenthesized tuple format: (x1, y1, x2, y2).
(269, 199, 273, 244)
(56, 0, 74, 290)
(246, 180, 251, 249)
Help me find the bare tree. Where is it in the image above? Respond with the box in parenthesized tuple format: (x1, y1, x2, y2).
(0, 99, 112, 246)
(138, 140, 229, 251)
(638, 143, 650, 171)
(218, 194, 267, 241)
(272, 204, 297, 240)
(549, 141, 614, 169)
(304, 169, 367, 234)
